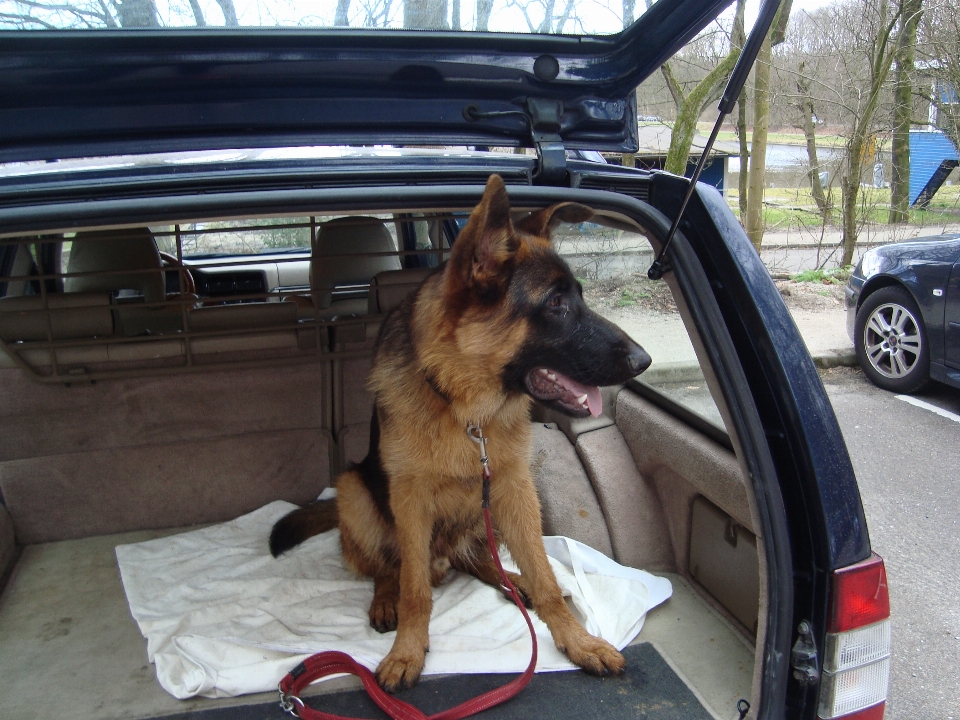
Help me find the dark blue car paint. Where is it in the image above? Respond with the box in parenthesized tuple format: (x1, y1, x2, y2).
(847, 234, 960, 390)
(0, 0, 734, 163)
(650, 173, 869, 717)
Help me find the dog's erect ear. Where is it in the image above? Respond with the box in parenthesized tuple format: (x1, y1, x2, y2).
(515, 202, 594, 239)
(450, 175, 518, 294)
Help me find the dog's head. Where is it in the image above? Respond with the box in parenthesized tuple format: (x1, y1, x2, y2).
(445, 174, 651, 418)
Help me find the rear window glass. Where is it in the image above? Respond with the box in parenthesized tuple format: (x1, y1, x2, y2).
(0, 0, 651, 34)
(562, 221, 724, 429)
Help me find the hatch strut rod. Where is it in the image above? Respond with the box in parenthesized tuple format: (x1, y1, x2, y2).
(647, 0, 784, 281)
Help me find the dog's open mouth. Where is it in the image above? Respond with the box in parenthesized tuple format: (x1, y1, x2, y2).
(525, 367, 602, 418)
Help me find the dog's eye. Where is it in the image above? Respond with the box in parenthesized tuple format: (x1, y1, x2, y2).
(548, 293, 563, 308)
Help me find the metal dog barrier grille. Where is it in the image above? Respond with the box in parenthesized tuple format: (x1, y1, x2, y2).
(0, 214, 454, 384)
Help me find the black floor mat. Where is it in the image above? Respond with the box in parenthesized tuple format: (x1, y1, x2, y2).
(158, 643, 713, 720)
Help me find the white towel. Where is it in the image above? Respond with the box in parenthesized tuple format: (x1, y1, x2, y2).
(116, 500, 672, 699)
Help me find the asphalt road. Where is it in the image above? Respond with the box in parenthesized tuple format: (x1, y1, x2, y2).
(820, 366, 960, 720)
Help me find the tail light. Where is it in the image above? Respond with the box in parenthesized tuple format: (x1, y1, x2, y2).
(817, 553, 890, 719)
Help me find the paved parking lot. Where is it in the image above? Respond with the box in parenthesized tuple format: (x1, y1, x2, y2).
(822, 367, 960, 720)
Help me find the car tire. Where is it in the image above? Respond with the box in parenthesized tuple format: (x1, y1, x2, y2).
(854, 285, 931, 393)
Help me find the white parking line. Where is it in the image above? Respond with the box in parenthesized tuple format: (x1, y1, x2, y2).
(896, 395, 960, 424)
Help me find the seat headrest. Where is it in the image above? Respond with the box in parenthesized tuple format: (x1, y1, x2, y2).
(312, 217, 401, 309)
(64, 228, 165, 303)
(368, 268, 433, 315)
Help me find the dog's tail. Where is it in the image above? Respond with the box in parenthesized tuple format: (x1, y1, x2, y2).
(269, 498, 339, 557)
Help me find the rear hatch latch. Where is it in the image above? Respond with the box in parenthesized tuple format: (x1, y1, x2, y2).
(463, 98, 567, 185)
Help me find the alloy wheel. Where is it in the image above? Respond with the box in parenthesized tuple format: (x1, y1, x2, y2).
(862, 301, 923, 379)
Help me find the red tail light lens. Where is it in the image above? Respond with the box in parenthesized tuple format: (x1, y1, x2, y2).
(818, 553, 891, 720)
(829, 553, 889, 633)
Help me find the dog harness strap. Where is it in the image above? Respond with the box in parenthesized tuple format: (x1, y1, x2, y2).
(276, 425, 537, 720)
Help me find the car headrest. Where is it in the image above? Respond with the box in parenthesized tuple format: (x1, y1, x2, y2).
(367, 268, 433, 316)
(312, 217, 401, 309)
(64, 228, 165, 304)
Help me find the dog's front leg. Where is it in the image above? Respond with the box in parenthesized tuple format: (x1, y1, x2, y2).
(375, 480, 433, 692)
(491, 464, 626, 676)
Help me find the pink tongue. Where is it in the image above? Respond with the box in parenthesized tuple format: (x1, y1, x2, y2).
(557, 373, 603, 418)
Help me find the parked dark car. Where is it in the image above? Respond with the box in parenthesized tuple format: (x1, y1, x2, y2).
(1, 3, 889, 720)
(846, 234, 960, 393)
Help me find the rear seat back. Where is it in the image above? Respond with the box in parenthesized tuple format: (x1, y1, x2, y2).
(368, 267, 433, 315)
(65, 228, 181, 336)
(332, 267, 433, 469)
(65, 228, 165, 302)
(0, 292, 113, 342)
(313, 217, 401, 318)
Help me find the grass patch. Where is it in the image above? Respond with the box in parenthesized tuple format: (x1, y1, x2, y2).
(726, 183, 960, 231)
(792, 267, 852, 284)
(618, 288, 651, 307)
(708, 128, 848, 148)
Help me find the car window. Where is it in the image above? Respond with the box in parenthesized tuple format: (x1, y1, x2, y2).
(562, 220, 724, 429)
(0, 0, 653, 34)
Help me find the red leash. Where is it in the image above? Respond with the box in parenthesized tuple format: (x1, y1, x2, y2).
(278, 425, 538, 720)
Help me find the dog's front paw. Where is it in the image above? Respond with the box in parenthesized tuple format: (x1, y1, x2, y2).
(561, 634, 625, 677)
(369, 596, 398, 633)
(376, 647, 426, 692)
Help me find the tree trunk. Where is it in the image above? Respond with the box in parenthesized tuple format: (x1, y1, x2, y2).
(745, 34, 771, 251)
(797, 64, 830, 217)
(215, 0, 238, 25)
(451, 0, 460, 30)
(405, 0, 447, 28)
(187, 0, 206, 25)
(737, 92, 749, 220)
(117, 0, 159, 27)
(476, 0, 493, 30)
(889, 0, 922, 224)
(731, 7, 748, 222)
(840, 0, 902, 264)
(335, 0, 351, 25)
(840, 160, 861, 267)
(662, 47, 742, 175)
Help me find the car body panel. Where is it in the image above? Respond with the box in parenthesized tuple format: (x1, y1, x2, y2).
(0, 0, 733, 163)
(846, 234, 960, 390)
(946, 258, 960, 370)
(652, 174, 869, 716)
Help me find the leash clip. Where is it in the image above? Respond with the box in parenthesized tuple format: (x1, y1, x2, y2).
(467, 424, 492, 505)
(279, 686, 304, 717)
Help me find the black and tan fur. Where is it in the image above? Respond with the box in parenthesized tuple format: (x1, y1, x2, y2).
(270, 174, 651, 692)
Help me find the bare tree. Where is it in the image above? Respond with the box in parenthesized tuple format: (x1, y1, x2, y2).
(796, 61, 831, 217)
(836, 0, 902, 265)
(743, 0, 793, 250)
(652, 0, 747, 176)
(889, 0, 922, 223)
(1, 0, 239, 28)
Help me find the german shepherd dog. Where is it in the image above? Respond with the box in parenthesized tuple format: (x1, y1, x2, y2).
(270, 174, 651, 692)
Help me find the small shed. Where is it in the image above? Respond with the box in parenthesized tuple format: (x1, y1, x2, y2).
(610, 124, 738, 192)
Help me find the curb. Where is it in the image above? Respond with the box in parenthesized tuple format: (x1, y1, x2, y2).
(643, 350, 858, 385)
(812, 350, 858, 370)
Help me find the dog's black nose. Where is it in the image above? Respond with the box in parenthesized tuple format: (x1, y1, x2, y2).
(626, 342, 652, 375)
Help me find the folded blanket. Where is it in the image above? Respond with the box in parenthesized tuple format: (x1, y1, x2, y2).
(116, 500, 672, 699)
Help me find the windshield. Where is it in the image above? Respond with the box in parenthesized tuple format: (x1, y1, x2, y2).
(0, 0, 651, 34)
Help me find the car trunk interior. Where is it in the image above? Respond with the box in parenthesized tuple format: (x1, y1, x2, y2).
(0, 202, 765, 720)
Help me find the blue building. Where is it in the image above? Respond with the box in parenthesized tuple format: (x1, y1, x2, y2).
(910, 129, 959, 208)
(909, 72, 959, 208)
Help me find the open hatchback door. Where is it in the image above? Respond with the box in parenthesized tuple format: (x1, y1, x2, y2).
(0, 0, 732, 173)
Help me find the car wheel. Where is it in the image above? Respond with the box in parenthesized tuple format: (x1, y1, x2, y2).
(854, 285, 930, 393)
